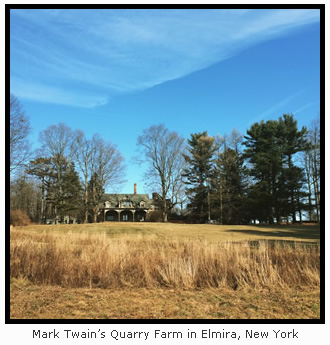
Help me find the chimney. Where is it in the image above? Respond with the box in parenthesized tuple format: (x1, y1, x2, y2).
(134, 183, 137, 195)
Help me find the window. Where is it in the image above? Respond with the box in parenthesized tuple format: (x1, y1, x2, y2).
(122, 214, 128, 221)
(121, 201, 131, 208)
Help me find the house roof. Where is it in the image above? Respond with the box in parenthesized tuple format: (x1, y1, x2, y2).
(100, 193, 155, 208)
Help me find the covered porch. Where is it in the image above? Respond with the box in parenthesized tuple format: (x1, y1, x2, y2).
(103, 209, 147, 222)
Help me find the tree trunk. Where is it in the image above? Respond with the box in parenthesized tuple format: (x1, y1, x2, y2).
(305, 155, 313, 221)
(312, 165, 320, 222)
(93, 207, 98, 223)
(40, 179, 45, 224)
(297, 190, 302, 222)
(84, 173, 88, 223)
(162, 197, 168, 222)
(207, 188, 211, 222)
(220, 183, 223, 225)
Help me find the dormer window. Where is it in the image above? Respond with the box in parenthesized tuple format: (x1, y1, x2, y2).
(121, 197, 132, 208)
(139, 201, 145, 208)
(105, 201, 111, 208)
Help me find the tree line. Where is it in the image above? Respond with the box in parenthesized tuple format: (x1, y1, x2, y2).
(182, 117, 320, 224)
(10, 94, 320, 224)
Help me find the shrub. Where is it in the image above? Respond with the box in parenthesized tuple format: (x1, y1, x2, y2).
(146, 211, 163, 222)
(10, 209, 31, 226)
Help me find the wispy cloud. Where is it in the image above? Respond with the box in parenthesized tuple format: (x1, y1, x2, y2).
(248, 92, 303, 125)
(11, 77, 109, 108)
(10, 9, 320, 107)
(292, 102, 315, 115)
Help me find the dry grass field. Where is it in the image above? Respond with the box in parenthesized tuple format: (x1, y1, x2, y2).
(10, 222, 320, 319)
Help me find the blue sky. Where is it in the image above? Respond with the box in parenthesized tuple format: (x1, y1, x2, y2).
(10, 8, 320, 194)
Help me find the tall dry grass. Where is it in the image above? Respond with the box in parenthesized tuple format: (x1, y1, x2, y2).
(10, 229, 320, 290)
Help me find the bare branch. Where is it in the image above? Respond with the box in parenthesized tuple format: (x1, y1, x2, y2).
(10, 94, 32, 174)
(137, 124, 186, 221)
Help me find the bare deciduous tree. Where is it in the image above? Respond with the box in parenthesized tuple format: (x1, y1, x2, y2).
(10, 94, 31, 174)
(10, 174, 41, 223)
(89, 134, 125, 222)
(38, 123, 77, 163)
(137, 124, 186, 222)
(75, 131, 93, 223)
(303, 119, 320, 222)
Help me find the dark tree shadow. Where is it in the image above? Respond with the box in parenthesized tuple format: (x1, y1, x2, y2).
(225, 224, 320, 242)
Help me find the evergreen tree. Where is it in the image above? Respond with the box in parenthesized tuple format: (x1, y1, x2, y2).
(44, 154, 68, 222)
(25, 157, 53, 223)
(88, 172, 104, 223)
(278, 114, 308, 222)
(26, 156, 84, 223)
(243, 120, 282, 223)
(183, 132, 217, 222)
(56, 163, 83, 222)
(243, 114, 308, 223)
(213, 144, 248, 224)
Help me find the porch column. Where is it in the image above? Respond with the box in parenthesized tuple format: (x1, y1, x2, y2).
(117, 210, 122, 222)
